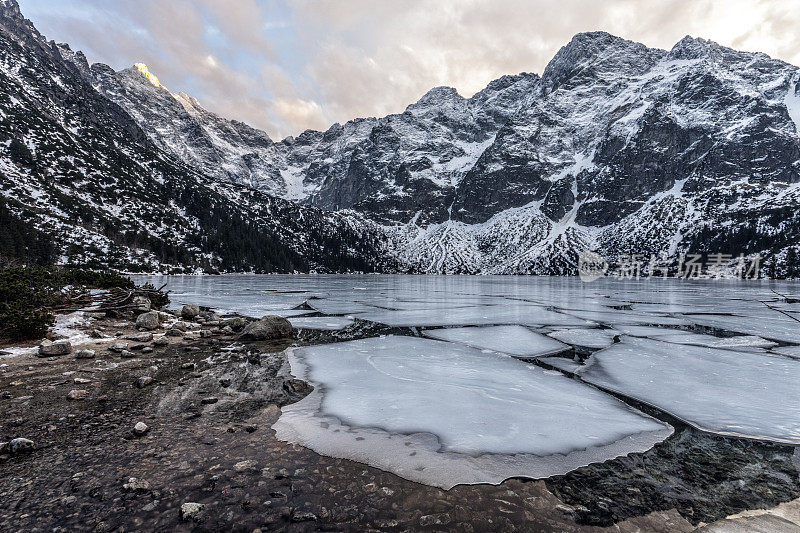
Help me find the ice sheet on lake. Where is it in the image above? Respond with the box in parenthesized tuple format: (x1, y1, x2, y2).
(547, 328, 616, 349)
(355, 305, 594, 328)
(289, 316, 354, 330)
(577, 336, 800, 444)
(274, 336, 672, 489)
(270, 309, 315, 317)
(773, 345, 800, 359)
(562, 310, 690, 326)
(611, 325, 682, 337)
(305, 299, 380, 315)
(422, 325, 569, 359)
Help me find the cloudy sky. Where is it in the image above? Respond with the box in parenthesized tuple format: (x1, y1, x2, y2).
(19, 0, 800, 139)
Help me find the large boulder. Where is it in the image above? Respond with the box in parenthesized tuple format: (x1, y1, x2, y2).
(181, 304, 200, 319)
(238, 315, 293, 341)
(38, 340, 72, 357)
(135, 311, 160, 331)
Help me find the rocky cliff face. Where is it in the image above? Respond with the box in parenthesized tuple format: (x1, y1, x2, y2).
(4, 0, 800, 275)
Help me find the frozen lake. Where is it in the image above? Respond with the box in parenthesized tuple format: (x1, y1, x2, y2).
(132, 275, 800, 486)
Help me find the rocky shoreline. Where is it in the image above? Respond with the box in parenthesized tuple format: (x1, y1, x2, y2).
(1, 300, 798, 531)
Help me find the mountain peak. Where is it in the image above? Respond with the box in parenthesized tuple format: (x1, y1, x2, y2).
(405, 86, 464, 114)
(541, 32, 664, 92)
(133, 62, 166, 89)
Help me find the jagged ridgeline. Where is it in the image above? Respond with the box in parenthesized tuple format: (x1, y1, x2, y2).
(2, 0, 800, 275)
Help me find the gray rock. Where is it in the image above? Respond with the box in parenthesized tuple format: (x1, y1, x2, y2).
(120, 350, 135, 358)
(181, 304, 200, 319)
(134, 376, 154, 389)
(180, 502, 205, 521)
(109, 342, 128, 353)
(153, 337, 169, 346)
(165, 328, 183, 337)
(238, 316, 293, 341)
(142, 346, 153, 354)
(74, 349, 95, 359)
(123, 477, 151, 493)
(9, 437, 35, 454)
(132, 422, 149, 436)
(135, 311, 160, 331)
(125, 332, 153, 342)
(38, 340, 72, 357)
(67, 389, 88, 401)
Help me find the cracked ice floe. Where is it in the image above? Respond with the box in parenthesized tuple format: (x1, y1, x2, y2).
(423, 325, 569, 359)
(547, 328, 617, 349)
(683, 314, 800, 344)
(274, 336, 672, 489)
(288, 316, 354, 331)
(354, 304, 593, 328)
(576, 336, 800, 444)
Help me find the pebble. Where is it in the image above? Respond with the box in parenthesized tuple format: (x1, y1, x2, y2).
(142, 346, 154, 354)
(7, 438, 35, 454)
(233, 460, 258, 472)
(74, 349, 95, 359)
(153, 337, 169, 346)
(134, 376, 154, 389)
(132, 422, 150, 436)
(66, 389, 88, 401)
(120, 350, 135, 358)
(123, 477, 151, 493)
(420, 513, 452, 527)
(180, 502, 205, 521)
(109, 343, 128, 353)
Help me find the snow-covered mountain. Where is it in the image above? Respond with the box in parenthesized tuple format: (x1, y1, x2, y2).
(0, 0, 392, 273)
(3, 0, 800, 275)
